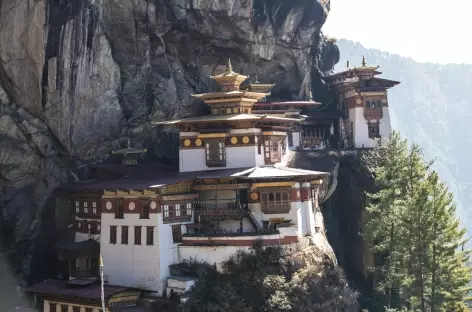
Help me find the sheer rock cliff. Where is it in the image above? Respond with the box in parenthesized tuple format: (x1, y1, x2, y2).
(0, 0, 340, 291)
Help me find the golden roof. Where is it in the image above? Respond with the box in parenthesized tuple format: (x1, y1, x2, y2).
(153, 113, 300, 126)
(210, 59, 248, 80)
(209, 59, 248, 91)
(191, 90, 269, 101)
(112, 139, 147, 155)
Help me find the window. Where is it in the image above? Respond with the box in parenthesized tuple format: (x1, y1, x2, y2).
(163, 203, 192, 223)
(260, 190, 291, 214)
(84, 202, 88, 214)
(49, 303, 57, 312)
(72, 306, 81, 312)
(85, 308, 93, 312)
(115, 201, 124, 219)
(134, 226, 142, 245)
(61, 304, 68, 312)
(172, 225, 182, 243)
(163, 204, 174, 221)
(264, 137, 282, 164)
(110, 226, 117, 244)
(368, 122, 380, 138)
(140, 201, 150, 219)
(75, 201, 80, 213)
(186, 203, 192, 217)
(92, 202, 97, 214)
(121, 226, 128, 245)
(146, 226, 154, 245)
(205, 139, 226, 167)
(288, 132, 293, 147)
(257, 137, 262, 154)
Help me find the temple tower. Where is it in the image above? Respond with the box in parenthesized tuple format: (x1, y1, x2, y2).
(156, 60, 300, 172)
(325, 56, 400, 148)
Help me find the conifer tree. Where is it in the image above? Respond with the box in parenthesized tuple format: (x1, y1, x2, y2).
(363, 131, 472, 311)
(362, 132, 410, 308)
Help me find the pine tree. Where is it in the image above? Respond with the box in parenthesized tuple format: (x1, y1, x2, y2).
(362, 131, 411, 309)
(425, 171, 471, 311)
(363, 131, 472, 311)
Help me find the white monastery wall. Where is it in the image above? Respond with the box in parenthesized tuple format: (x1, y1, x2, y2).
(100, 213, 162, 293)
(179, 145, 260, 172)
(157, 214, 183, 294)
(380, 106, 392, 141)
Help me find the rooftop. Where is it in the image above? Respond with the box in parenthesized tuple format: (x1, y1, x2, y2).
(152, 113, 301, 126)
(24, 279, 131, 300)
(69, 165, 328, 191)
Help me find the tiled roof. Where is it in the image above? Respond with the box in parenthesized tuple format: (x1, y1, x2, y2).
(69, 165, 328, 191)
(234, 166, 328, 179)
(24, 279, 129, 300)
(152, 113, 300, 126)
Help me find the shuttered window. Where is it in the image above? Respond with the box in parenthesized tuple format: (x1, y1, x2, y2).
(205, 139, 226, 167)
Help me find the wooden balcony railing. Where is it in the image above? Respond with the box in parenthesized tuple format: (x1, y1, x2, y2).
(194, 208, 246, 221)
(260, 201, 291, 214)
(364, 108, 383, 120)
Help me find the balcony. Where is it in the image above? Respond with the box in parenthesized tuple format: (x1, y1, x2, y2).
(260, 201, 291, 214)
(194, 199, 247, 221)
(364, 108, 383, 120)
(301, 137, 327, 150)
(180, 226, 298, 247)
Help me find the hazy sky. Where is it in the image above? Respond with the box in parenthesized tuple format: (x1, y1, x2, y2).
(322, 0, 472, 64)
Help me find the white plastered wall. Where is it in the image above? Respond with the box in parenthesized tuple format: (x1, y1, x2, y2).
(179, 145, 261, 172)
(100, 213, 162, 293)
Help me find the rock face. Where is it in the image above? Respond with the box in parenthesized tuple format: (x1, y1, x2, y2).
(0, 0, 339, 284)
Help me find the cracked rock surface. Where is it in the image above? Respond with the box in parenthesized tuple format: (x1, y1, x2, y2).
(0, 0, 339, 286)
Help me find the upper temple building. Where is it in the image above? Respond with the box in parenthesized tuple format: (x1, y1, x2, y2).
(246, 56, 401, 150)
(155, 59, 300, 172)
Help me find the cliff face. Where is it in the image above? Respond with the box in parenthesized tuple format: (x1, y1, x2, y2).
(0, 0, 339, 286)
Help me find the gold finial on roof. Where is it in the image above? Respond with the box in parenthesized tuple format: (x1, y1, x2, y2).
(255, 75, 259, 83)
(346, 60, 350, 69)
(127, 138, 131, 148)
(361, 55, 367, 67)
(226, 59, 233, 74)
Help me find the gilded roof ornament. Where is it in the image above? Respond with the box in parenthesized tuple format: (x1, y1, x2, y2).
(361, 55, 367, 67)
(226, 59, 233, 73)
(112, 138, 147, 155)
(346, 60, 350, 69)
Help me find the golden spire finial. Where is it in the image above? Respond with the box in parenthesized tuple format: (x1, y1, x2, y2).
(346, 60, 350, 69)
(226, 59, 233, 73)
(361, 55, 366, 67)
(127, 138, 131, 148)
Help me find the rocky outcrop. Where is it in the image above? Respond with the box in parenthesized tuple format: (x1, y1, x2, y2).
(0, 0, 339, 285)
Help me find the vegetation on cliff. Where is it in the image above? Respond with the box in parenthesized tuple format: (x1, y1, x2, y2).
(182, 243, 357, 312)
(362, 132, 472, 311)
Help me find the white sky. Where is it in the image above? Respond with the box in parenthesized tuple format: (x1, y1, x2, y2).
(322, 0, 472, 64)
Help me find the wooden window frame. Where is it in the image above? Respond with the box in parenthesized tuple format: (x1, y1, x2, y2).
(146, 226, 154, 246)
(368, 122, 380, 139)
(110, 226, 117, 244)
(260, 190, 291, 214)
(140, 201, 150, 219)
(121, 226, 129, 245)
(134, 226, 142, 245)
(205, 139, 226, 167)
(163, 202, 193, 224)
(264, 137, 282, 164)
(115, 201, 124, 219)
(288, 132, 293, 147)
